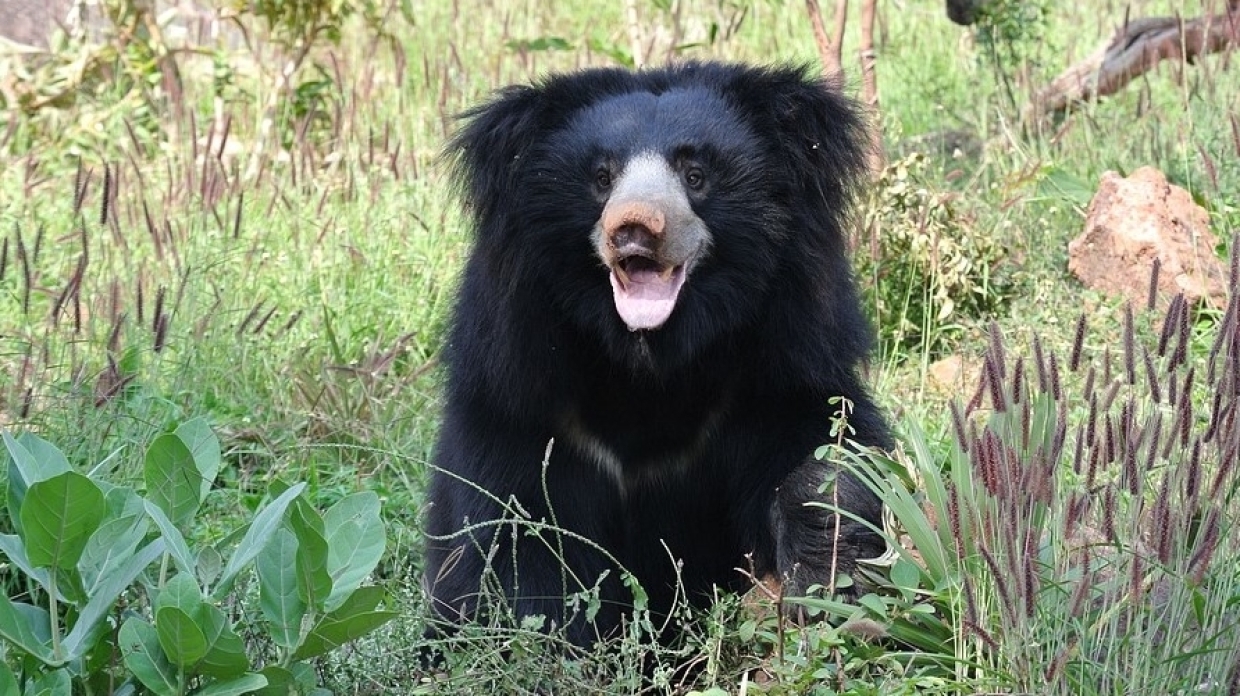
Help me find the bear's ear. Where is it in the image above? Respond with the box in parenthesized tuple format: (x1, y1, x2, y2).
(447, 85, 549, 224)
(730, 66, 871, 214)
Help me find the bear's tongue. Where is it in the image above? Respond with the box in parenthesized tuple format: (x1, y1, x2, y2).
(610, 257, 685, 331)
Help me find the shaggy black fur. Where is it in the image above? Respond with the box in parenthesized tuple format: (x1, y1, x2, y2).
(423, 62, 891, 648)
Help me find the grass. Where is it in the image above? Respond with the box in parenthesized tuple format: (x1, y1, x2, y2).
(1, 0, 1239, 693)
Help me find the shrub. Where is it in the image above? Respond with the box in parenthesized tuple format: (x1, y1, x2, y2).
(0, 417, 394, 695)
(858, 153, 1008, 358)
(0, 0, 410, 162)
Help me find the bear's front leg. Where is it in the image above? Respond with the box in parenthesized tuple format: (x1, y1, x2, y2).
(769, 459, 885, 601)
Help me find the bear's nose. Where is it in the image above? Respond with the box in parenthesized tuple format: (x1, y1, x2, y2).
(611, 223, 659, 254)
(603, 200, 665, 244)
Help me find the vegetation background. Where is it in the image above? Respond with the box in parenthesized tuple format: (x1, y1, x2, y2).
(0, 0, 1237, 693)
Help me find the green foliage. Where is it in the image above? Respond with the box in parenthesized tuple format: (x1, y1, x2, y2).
(859, 153, 1008, 357)
(973, 0, 1054, 79)
(0, 419, 394, 695)
(238, 0, 408, 49)
(0, 0, 412, 161)
(0, 0, 166, 157)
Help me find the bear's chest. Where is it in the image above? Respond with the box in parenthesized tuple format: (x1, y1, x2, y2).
(557, 392, 731, 496)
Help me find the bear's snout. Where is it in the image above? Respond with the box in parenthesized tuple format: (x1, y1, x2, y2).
(605, 203, 665, 258)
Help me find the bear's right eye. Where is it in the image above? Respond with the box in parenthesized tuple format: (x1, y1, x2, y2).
(684, 167, 705, 191)
(595, 168, 613, 190)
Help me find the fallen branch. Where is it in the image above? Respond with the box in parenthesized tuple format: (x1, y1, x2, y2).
(1030, 3, 1239, 119)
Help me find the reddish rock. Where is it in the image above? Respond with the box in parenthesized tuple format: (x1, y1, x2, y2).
(928, 354, 981, 396)
(1068, 166, 1226, 309)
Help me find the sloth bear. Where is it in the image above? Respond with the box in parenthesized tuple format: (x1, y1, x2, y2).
(424, 62, 891, 647)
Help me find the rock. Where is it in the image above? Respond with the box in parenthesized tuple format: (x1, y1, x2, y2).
(928, 354, 980, 396)
(1068, 166, 1226, 309)
(0, 0, 73, 48)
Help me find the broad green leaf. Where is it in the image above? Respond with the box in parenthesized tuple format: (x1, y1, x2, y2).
(0, 534, 60, 600)
(21, 471, 106, 570)
(257, 527, 306, 648)
(890, 556, 922, 591)
(859, 593, 887, 617)
(288, 492, 324, 536)
(212, 483, 306, 599)
(323, 492, 384, 611)
(254, 666, 295, 696)
(254, 662, 317, 696)
(195, 603, 250, 679)
(54, 566, 88, 607)
(105, 484, 147, 519)
(1037, 166, 1095, 208)
(12, 600, 52, 644)
(144, 433, 202, 528)
(156, 606, 208, 667)
(175, 417, 221, 501)
(738, 618, 757, 643)
(329, 585, 385, 616)
(158, 572, 205, 613)
(291, 609, 399, 661)
(288, 662, 317, 690)
(9, 431, 71, 481)
(5, 431, 71, 537)
(25, 667, 70, 696)
(197, 545, 223, 586)
(0, 661, 16, 695)
(0, 594, 55, 664)
(120, 617, 180, 696)
(289, 505, 331, 610)
(79, 514, 148, 595)
(144, 500, 198, 578)
(196, 674, 269, 696)
(62, 539, 165, 660)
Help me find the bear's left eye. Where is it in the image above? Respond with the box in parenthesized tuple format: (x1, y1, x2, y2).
(684, 167, 705, 191)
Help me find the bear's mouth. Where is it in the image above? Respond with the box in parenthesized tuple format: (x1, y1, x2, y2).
(609, 254, 687, 332)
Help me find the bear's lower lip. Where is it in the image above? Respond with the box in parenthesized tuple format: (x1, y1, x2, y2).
(610, 258, 686, 331)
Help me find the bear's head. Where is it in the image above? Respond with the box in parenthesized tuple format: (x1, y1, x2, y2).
(448, 62, 870, 373)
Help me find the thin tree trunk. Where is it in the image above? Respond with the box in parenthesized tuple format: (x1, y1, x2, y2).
(806, 0, 844, 77)
(859, 0, 883, 170)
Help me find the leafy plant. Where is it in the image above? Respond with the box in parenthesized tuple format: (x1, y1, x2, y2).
(973, 0, 1054, 95)
(0, 417, 394, 695)
(721, 398, 964, 694)
(858, 153, 1008, 358)
(0, 0, 169, 158)
(1, 0, 412, 164)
